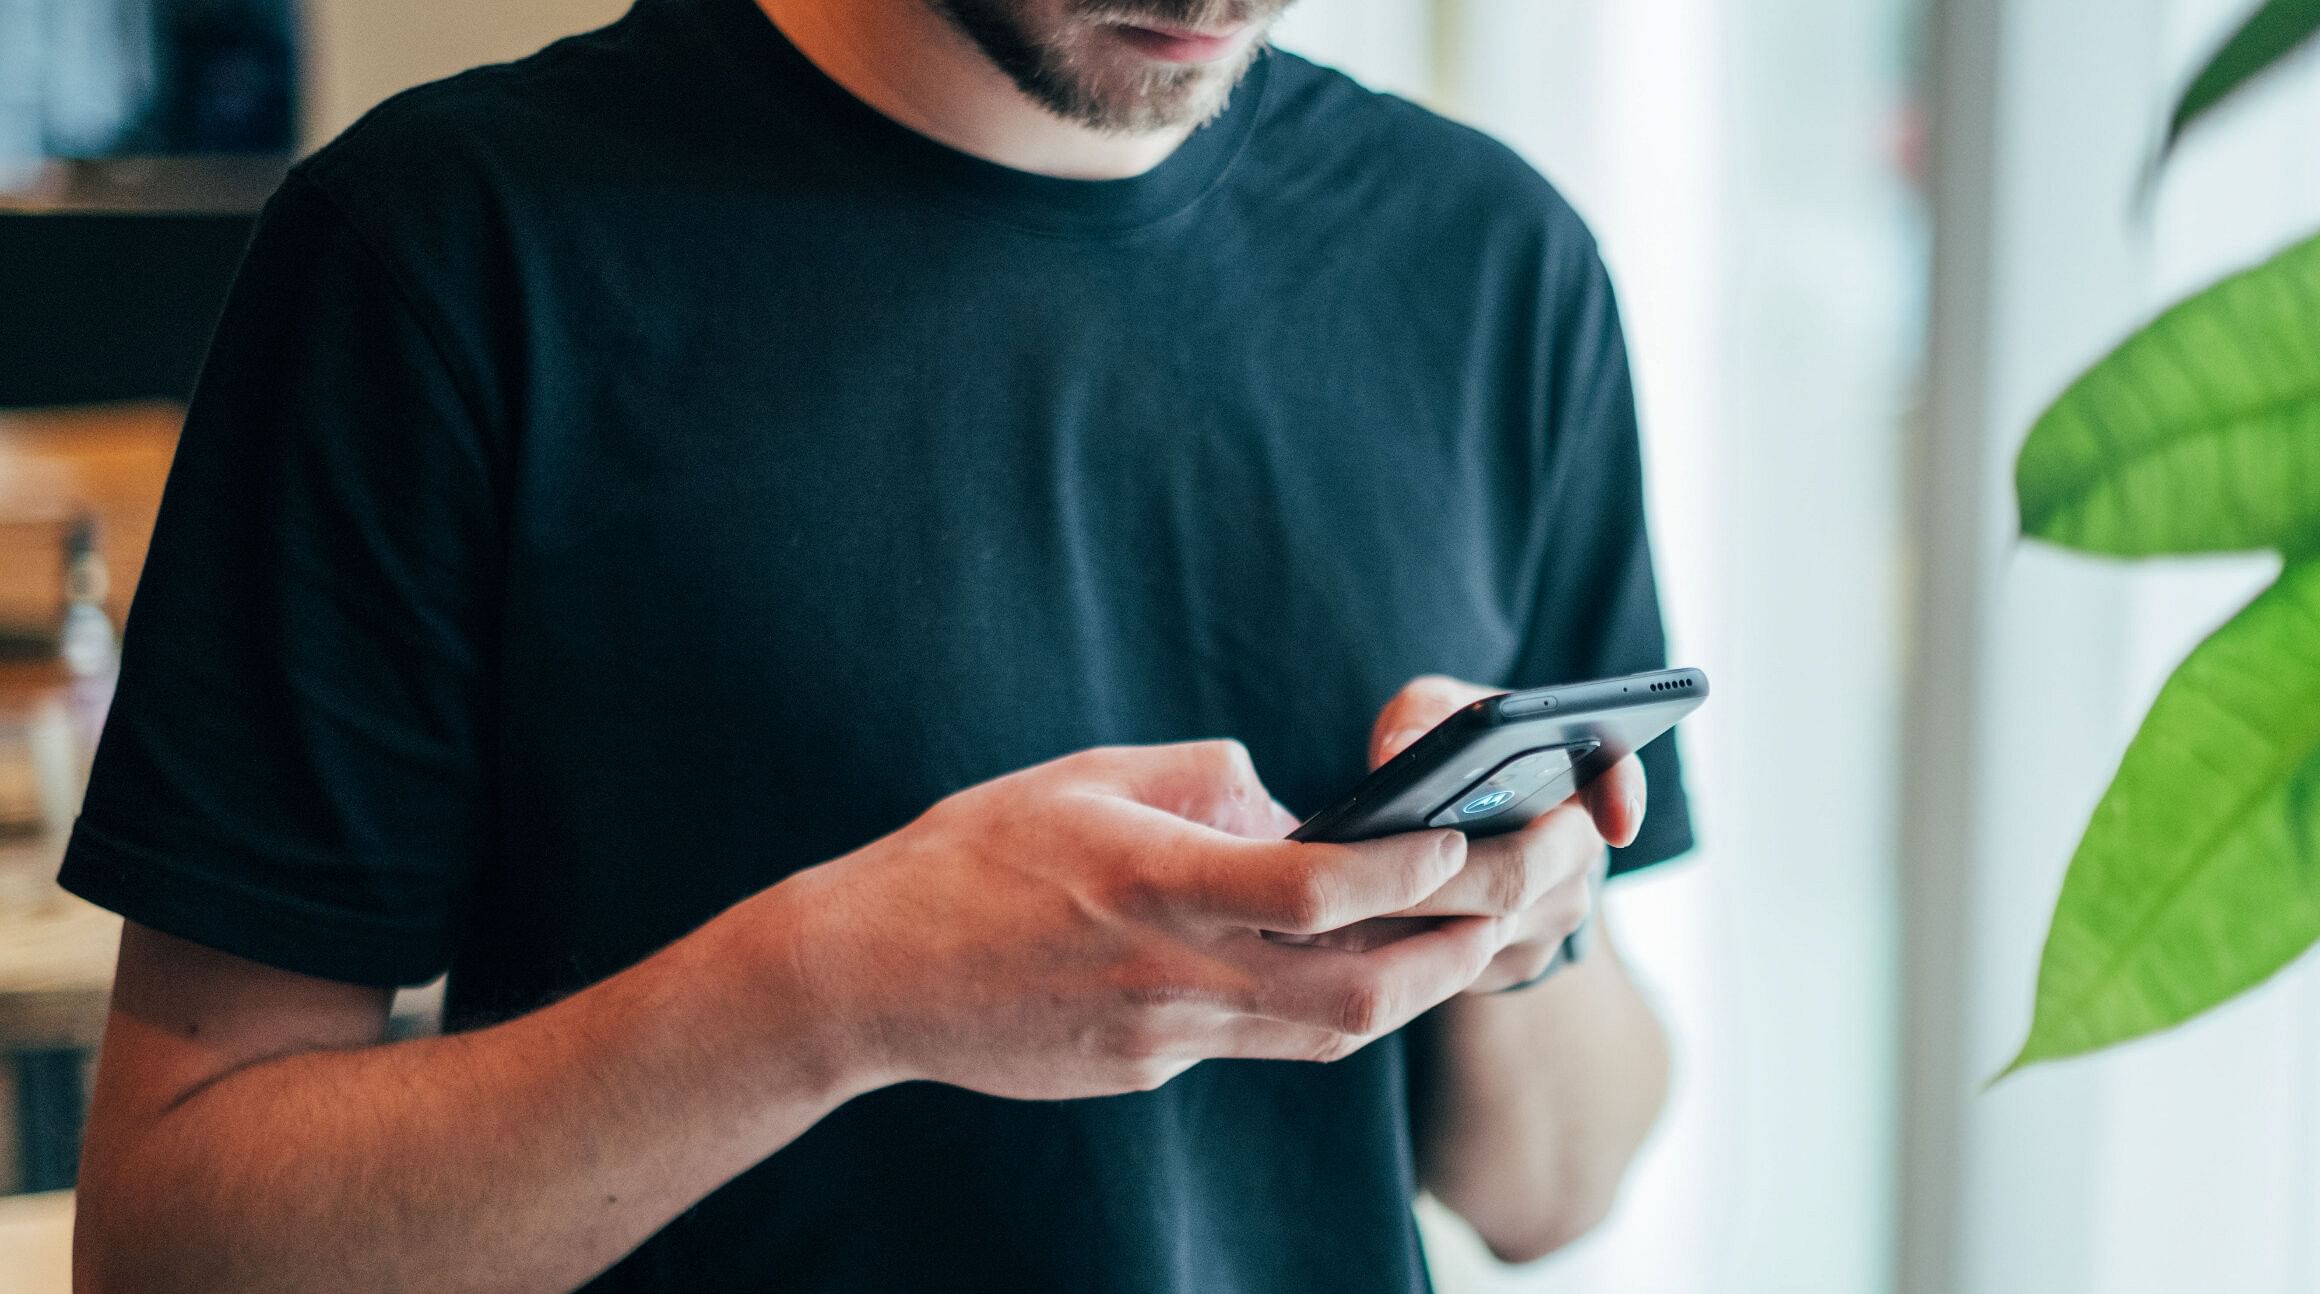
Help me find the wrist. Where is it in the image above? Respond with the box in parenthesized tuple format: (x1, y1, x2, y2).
(716, 864, 906, 1105)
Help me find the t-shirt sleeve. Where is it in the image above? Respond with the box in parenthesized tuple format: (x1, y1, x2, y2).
(1511, 240, 1696, 877)
(57, 171, 503, 987)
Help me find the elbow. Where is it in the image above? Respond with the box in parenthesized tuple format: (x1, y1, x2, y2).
(1474, 1188, 1618, 1265)
(1434, 1159, 1628, 1265)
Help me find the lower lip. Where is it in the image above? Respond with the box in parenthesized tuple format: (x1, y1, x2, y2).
(1112, 22, 1249, 63)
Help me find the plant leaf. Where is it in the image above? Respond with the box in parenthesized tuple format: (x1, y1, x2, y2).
(2015, 231, 2320, 557)
(2162, 0, 2320, 162)
(2002, 560, 2320, 1077)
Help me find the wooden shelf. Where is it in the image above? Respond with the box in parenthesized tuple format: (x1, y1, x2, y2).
(0, 403, 181, 630)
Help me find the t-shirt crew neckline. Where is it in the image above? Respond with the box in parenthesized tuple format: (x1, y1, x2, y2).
(690, 0, 1272, 238)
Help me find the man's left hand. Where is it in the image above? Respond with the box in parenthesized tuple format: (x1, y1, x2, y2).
(1301, 675, 1645, 993)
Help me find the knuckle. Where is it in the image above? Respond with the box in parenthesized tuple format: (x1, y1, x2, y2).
(1332, 978, 1395, 1038)
(1485, 856, 1536, 915)
(1273, 864, 1336, 933)
(1203, 738, 1258, 786)
(1105, 850, 1173, 920)
(1464, 921, 1510, 979)
(1058, 744, 1130, 782)
(1422, 829, 1468, 885)
(1509, 942, 1559, 985)
(916, 786, 972, 829)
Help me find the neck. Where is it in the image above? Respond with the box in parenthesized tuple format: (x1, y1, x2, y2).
(756, 0, 1195, 180)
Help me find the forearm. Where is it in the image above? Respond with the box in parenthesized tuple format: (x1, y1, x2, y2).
(76, 883, 873, 1294)
(1413, 931, 1669, 1262)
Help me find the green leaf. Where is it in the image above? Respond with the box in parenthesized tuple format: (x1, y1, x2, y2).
(2003, 560, 2320, 1077)
(2162, 0, 2320, 161)
(2015, 231, 2320, 557)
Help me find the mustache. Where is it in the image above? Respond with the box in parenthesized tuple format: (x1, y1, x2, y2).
(1073, 0, 1278, 29)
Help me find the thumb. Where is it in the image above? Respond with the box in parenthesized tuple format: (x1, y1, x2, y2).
(1371, 674, 1498, 769)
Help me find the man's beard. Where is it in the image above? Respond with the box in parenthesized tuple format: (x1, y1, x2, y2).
(923, 0, 1286, 134)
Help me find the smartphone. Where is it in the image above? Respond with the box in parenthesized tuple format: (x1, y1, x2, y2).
(1290, 667, 1708, 844)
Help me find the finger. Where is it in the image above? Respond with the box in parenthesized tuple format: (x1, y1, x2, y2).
(1200, 1015, 1351, 1064)
(1086, 739, 1291, 839)
(1385, 803, 1602, 918)
(1167, 828, 1471, 934)
(1229, 915, 1505, 1035)
(1202, 1011, 1461, 1066)
(1267, 915, 1445, 953)
(1581, 754, 1648, 850)
(1204, 1012, 1440, 1065)
(1468, 937, 1568, 995)
(1369, 674, 1497, 770)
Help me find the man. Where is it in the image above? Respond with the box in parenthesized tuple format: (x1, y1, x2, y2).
(63, 0, 1693, 1289)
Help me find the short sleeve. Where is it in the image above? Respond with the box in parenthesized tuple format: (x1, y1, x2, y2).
(1511, 242, 1695, 877)
(58, 171, 504, 986)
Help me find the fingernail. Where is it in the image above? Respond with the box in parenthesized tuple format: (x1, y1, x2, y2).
(1383, 729, 1425, 758)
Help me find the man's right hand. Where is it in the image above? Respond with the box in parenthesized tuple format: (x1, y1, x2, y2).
(73, 739, 1496, 1292)
(769, 740, 1507, 1100)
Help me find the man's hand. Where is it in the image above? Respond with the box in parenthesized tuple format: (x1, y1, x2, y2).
(1346, 675, 1647, 993)
(778, 739, 1512, 1100)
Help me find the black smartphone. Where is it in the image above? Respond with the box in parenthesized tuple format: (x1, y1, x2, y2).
(1291, 667, 1708, 844)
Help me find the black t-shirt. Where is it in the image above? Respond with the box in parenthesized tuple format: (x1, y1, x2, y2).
(60, 1, 1694, 1289)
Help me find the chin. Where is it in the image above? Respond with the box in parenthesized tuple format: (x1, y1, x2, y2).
(1065, 46, 1258, 132)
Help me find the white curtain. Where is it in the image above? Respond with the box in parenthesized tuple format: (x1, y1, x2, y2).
(1283, 0, 2320, 1290)
(1275, 1, 1920, 1290)
(1907, 0, 2320, 1290)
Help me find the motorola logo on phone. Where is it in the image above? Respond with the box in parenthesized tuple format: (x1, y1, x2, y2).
(1459, 789, 1517, 817)
(1427, 740, 1601, 828)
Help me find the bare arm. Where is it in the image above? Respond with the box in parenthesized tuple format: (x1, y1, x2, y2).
(75, 887, 861, 1294)
(1412, 923, 1670, 1262)
(73, 741, 1512, 1293)
(1357, 676, 1675, 1263)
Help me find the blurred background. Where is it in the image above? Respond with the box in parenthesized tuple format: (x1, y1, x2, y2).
(1, 1, 2317, 1291)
